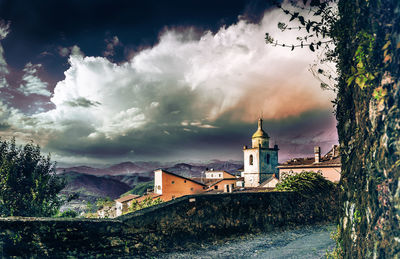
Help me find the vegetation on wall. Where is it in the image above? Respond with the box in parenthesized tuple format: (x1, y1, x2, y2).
(268, 0, 400, 257)
(125, 196, 163, 215)
(0, 138, 66, 217)
(275, 171, 336, 196)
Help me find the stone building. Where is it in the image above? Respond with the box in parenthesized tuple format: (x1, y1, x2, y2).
(154, 169, 244, 201)
(242, 118, 279, 187)
(115, 194, 140, 217)
(154, 169, 207, 201)
(277, 145, 341, 183)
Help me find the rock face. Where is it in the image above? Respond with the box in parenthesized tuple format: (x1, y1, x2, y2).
(0, 192, 337, 257)
(334, 1, 400, 257)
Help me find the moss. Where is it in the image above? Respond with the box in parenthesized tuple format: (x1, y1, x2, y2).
(0, 192, 337, 257)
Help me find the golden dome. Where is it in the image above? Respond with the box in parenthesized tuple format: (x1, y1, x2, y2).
(252, 118, 269, 139)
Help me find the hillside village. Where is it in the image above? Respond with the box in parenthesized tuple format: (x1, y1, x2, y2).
(97, 118, 341, 218)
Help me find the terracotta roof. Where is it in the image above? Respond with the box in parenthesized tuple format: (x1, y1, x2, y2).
(155, 169, 207, 186)
(205, 170, 236, 178)
(192, 178, 220, 185)
(115, 194, 140, 203)
(278, 146, 341, 169)
(260, 175, 278, 186)
(206, 178, 241, 188)
(192, 177, 244, 187)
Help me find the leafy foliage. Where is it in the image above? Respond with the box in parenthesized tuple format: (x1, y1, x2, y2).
(275, 171, 335, 196)
(273, 0, 400, 256)
(122, 181, 154, 196)
(0, 138, 66, 217)
(126, 196, 163, 215)
(265, 1, 338, 91)
(57, 209, 78, 218)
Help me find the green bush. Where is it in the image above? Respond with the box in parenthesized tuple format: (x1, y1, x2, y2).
(0, 138, 66, 217)
(275, 171, 336, 196)
(57, 209, 78, 218)
(126, 197, 163, 215)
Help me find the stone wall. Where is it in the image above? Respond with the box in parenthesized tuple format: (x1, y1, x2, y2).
(0, 191, 338, 257)
(333, 1, 400, 257)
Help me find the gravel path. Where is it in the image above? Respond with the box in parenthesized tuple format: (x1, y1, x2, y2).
(159, 224, 336, 259)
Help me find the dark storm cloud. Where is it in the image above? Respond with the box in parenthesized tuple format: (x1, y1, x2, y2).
(0, 1, 338, 165)
(65, 97, 101, 108)
(43, 109, 336, 164)
(0, 0, 276, 67)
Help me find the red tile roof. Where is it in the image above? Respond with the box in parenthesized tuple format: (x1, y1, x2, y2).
(115, 194, 140, 203)
(158, 169, 207, 186)
(278, 146, 341, 169)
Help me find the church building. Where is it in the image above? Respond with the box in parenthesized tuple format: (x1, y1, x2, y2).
(242, 118, 279, 187)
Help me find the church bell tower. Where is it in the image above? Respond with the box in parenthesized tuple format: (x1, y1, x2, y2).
(242, 118, 279, 187)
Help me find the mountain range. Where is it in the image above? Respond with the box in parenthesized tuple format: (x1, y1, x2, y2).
(58, 160, 243, 213)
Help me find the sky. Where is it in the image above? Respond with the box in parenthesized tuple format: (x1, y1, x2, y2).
(0, 0, 338, 166)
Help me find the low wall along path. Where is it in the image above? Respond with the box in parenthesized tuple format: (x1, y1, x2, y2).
(0, 192, 338, 257)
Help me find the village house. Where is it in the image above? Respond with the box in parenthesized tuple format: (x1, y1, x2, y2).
(152, 119, 280, 200)
(277, 145, 341, 182)
(153, 168, 245, 201)
(97, 203, 116, 218)
(154, 169, 207, 201)
(115, 194, 140, 217)
(111, 119, 341, 211)
(259, 174, 280, 188)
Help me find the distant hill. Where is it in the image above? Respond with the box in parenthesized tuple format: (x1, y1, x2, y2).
(59, 171, 143, 213)
(57, 160, 243, 213)
(165, 160, 243, 178)
(57, 161, 167, 176)
(58, 160, 243, 178)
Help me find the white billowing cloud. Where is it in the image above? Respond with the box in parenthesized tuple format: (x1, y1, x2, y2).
(5, 7, 337, 162)
(0, 20, 10, 40)
(0, 20, 10, 86)
(18, 62, 51, 96)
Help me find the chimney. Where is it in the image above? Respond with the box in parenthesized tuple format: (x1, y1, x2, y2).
(332, 145, 337, 158)
(314, 146, 321, 163)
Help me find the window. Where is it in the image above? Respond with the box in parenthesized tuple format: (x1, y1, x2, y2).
(184, 180, 186, 183)
(214, 185, 218, 190)
(249, 155, 253, 165)
(172, 181, 175, 184)
(190, 187, 194, 191)
(157, 185, 161, 190)
(219, 174, 222, 178)
(267, 154, 270, 164)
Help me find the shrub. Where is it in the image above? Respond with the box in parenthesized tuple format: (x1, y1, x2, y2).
(0, 138, 66, 217)
(275, 171, 336, 197)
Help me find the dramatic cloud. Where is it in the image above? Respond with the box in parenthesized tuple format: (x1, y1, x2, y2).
(1, 7, 338, 164)
(103, 36, 121, 58)
(58, 45, 84, 57)
(0, 20, 10, 88)
(18, 63, 51, 96)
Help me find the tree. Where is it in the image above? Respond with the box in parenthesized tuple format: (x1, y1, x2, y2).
(0, 138, 66, 217)
(268, 0, 400, 257)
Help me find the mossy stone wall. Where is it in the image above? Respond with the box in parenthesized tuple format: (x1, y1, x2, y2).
(0, 192, 337, 257)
